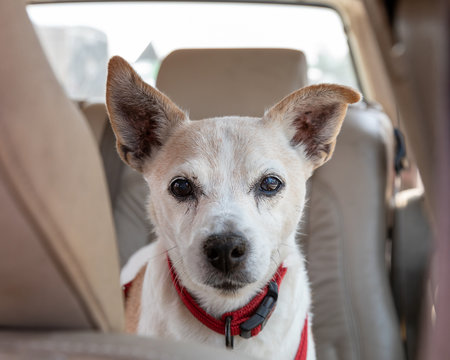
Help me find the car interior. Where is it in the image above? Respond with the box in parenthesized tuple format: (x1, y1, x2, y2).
(0, 0, 448, 360)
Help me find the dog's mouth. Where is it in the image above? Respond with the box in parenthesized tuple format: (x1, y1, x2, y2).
(211, 280, 247, 293)
(204, 272, 255, 294)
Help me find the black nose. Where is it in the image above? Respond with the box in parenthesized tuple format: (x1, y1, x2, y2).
(203, 233, 248, 273)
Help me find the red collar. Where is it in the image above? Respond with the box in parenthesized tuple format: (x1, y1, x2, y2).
(167, 257, 308, 359)
(123, 260, 308, 359)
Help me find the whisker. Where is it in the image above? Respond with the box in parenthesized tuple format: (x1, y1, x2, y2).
(269, 255, 279, 276)
(166, 245, 178, 252)
(168, 257, 190, 292)
(147, 245, 179, 263)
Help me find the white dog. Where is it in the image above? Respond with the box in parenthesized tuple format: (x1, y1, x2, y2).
(106, 56, 360, 360)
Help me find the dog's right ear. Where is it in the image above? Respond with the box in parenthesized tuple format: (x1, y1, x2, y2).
(106, 56, 187, 172)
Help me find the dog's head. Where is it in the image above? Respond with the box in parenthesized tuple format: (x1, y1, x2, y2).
(106, 56, 360, 306)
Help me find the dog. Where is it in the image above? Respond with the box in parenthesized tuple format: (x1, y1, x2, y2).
(106, 55, 360, 360)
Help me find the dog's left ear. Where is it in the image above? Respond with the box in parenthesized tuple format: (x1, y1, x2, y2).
(263, 84, 361, 170)
(106, 56, 188, 172)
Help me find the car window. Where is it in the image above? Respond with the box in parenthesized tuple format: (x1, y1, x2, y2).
(27, 2, 359, 101)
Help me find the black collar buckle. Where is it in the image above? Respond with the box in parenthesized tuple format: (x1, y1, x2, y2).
(239, 281, 279, 339)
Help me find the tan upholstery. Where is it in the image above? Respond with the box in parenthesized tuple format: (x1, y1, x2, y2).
(157, 48, 308, 119)
(155, 48, 404, 360)
(0, 331, 248, 360)
(0, 0, 123, 331)
(79, 102, 109, 144)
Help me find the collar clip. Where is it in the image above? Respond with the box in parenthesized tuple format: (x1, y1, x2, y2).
(239, 281, 279, 339)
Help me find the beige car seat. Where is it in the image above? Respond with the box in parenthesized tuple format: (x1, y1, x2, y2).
(0, 1, 245, 359)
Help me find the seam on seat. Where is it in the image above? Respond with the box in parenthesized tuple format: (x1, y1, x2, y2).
(311, 178, 362, 359)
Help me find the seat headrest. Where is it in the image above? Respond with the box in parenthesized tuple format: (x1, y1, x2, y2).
(156, 48, 308, 119)
(0, 0, 123, 331)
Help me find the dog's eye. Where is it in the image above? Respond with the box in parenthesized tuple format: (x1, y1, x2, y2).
(259, 176, 282, 195)
(170, 178, 193, 198)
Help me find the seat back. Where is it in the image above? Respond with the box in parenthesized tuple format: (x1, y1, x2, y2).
(0, 0, 123, 332)
(156, 48, 307, 119)
(155, 48, 404, 360)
